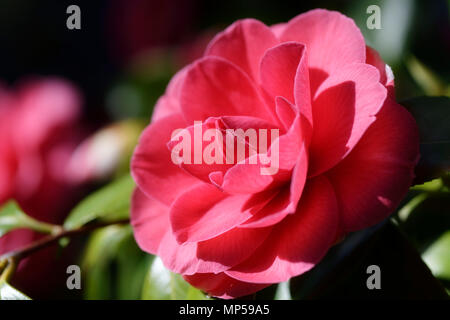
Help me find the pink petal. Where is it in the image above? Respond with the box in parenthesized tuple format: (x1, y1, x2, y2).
(220, 126, 299, 195)
(259, 42, 306, 104)
(196, 226, 272, 271)
(170, 183, 268, 243)
(131, 113, 199, 206)
(289, 142, 308, 207)
(156, 229, 201, 275)
(14, 79, 80, 153)
(205, 19, 278, 81)
(308, 63, 387, 177)
(293, 49, 313, 130)
(220, 115, 279, 132)
(167, 114, 281, 189)
(275, 97, 296, 131)
(226, 176, 338, 283)
(327, 98, 419, 232)
(259, 42, 313, 131)
(366, 46, 395, 97)
(180, 57, 276, 124)
(184, 273, 270, 299)
(280, 9, 366, 75)
(365, 46, 387, 85)
(271, 23, 286, 38)
(0, 113, 16, 202)
(157, 222, 270, 275)
(273, 113, 305, 171)
(220, 109, 308, 195)
(130, 188, 169, 254)
(240, 185, 293, 228)
(219, 156, 284, 195)
(166, 117, 233, 183)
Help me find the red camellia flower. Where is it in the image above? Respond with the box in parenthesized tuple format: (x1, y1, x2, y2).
(0, 78, 84, 296)
(131, 9, 420, 298)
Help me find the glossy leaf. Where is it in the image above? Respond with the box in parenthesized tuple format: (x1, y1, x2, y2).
(401, 192, 450, 252)
(141, 257, 209, 300)
(0, 282, 31, 300)
(82, 225, 149, 299)
(64, 174, 134, 229)
(422, 231, 450, 285)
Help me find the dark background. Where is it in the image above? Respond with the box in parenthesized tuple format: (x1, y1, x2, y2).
(0, 0, 448, 124)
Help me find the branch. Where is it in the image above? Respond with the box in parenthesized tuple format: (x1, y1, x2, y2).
(0, 219, 130, 273)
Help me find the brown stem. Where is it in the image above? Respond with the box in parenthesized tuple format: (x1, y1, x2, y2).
(0, 219, 129, 263)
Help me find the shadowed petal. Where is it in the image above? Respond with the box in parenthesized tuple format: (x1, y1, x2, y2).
(327, 98, 419, 232)
(226, 176, 338, 283)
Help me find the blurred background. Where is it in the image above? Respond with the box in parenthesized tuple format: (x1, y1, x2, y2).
(0, 0, 448, 123)
(0, 0, 449, 300)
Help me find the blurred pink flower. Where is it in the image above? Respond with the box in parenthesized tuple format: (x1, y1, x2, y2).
(0, 78, 85, 297)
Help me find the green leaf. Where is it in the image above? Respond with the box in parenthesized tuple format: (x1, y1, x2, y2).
(82, 226, 128, 299)
(401, 96, 450, 184)
(410, 178, 444, 192)
(64, 174, 134, 229)
(141, 257, 209, 300)
(406, 56, 449, 96)
(0, 201, 57, 236)
(82, 225, 149, 299)
(115, 230, 152, 300)
(422, 231, 450, 283)
(0, 282, 31, 300)
(401, 192, 450, 252)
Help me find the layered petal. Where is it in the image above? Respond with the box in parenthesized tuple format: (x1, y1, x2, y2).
(259, 42, 305, 104)
(226, 176, 338, 283)
(158, 217, 271, 275)
(170, 183, 270, 243)
(167, 117, 233, 183)
(366, 46, 395, 97)
(168, 116, 278, 184)
(240, 185, 293, 228)
(131, 113, 199, 205)
(259, 42, 313, 128)
(280, 9, 366, 75)
(327, 99, 419, 232)
(131, 188, 169, 254)
(275, 97, 296, 131)
(184, 272, 270, 299)
(205, 19, 278, 81)
(219, 112, 305, 195)
(219, 156, 286, 195)
(308, 63, 387, 176)
(289, 142, 308, 207)
(195, 226, 272, 271)
(180, 57, 275, 124)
